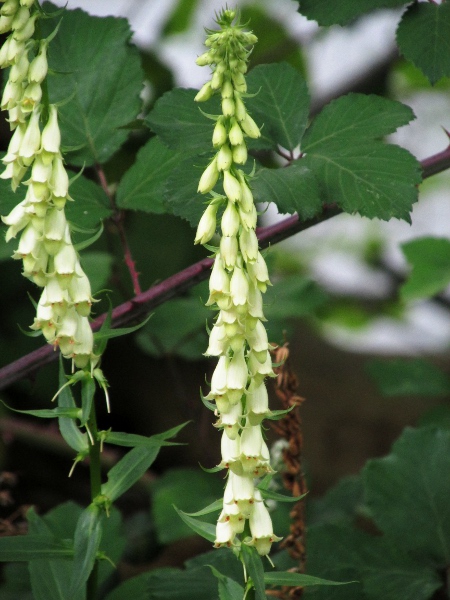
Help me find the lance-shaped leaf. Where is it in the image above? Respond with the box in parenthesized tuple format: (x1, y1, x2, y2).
(0, 398, 80, 420)
(302, 94, 422, 221)
(209, 565, 245, 600)
(184, 499, 223, 517)
(172, 506, 216, 543)
(396, 2, 450, 85)
(57, 361, 89, 454)
(264, 571, 355, 587)
(116, 137, 180, 214)
(240, 544, 266, 600)
(364, 427, 450, 568)
(42, 5, 144, 166)
(246, 62, 310, 151)
(70, 504, 103, 597)
(0, 536, 73, 562)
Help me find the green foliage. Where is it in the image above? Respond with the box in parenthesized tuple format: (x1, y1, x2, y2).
(162, 0, 200, 35)
(400, 237, 450, 300)
(366, 358, 450, 397)
(302, 94, 422, 221)
(42, 4, 144, 166)
(297, 0, 408, 26)
(396, 2, 450, 85)
(240, 545, 266, 600)
(70, 505, 103, 597)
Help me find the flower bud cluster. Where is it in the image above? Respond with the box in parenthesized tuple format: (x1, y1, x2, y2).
(0, 8, 97, 370)
(195, 9, 281, 557)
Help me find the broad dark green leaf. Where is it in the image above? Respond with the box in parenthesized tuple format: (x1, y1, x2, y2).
(147, 566, 219, 600)
(252, 163, 322, 218)
(0, 535, 72, 561)
(366, 358, 450, 397)
(29, 560, 84, 600)
(246, 62, 310, 151)
(136, 297, 208, 359)
(163, 0, 200, 34)
(240, 545, 266, 600)
(0, 563, 33, 600)
(42, 4, 143, 165)
(364, 427, 450, 567)
(57, 361, 88, 454)
(101, 445, 160, 502)
(104, 573, 149, 600)
(185, 548, 245, 586)
(80, 251, 113, 294)
(397, 2, 450, 85)
(209, 565, 245, 600)
(173, 506, 216, 543)
(152, 468, 223, 543)
(66, 175, 112, 229)
(400, 237, 450, 300)
(264, 571, 353, 587)
(70, 505, 103, 597)
(163, 154, 210, 225)
(116, 137, 180, 214)
(307, 523, 441, 600)
(146, 88, 220, 153)
(308, 475, 365, 526)
(298, 0, 407, 26)
(302, 94, 421, 221)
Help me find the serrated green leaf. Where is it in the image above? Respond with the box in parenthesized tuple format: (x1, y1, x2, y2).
(302, 94, 421, 221)
(101, 445, 160, 503)
(0, 536, 73, 561)
(396, 2, 450, 85)
(264, 571, 354, 587)
(252, 163, 322, 218)
(42, 4, 143, 165)
(173, 505, 216, 543)
(66, 175, 112, 229)
(116, 137, 180, 214)
(163, 155, 209, 225)
(366, 358, 450, 397)
(400, 237, 450, 300)
(307, 522, 441, 600)
(364, 427, 450, 567)
(298, 0, 407, 26)
(246, 62, 310, 151)
(146, 88, 220, 153)
(240, 545, 266, 600)
(70, 505, 103, 597)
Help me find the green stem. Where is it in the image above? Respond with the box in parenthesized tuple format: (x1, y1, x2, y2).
(87, 403, 101, 600)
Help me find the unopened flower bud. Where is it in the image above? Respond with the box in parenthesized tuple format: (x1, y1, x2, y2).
(1, 80, 22, 110)
(234, 95, 246, 122)
(195, 202, 218, 245)
(221, 201, 240, 237)
(20, 0, 35, 7)
(231, 71, 247, 93)
(220, 235, 238, 269)
(13, 12, 37, 41)
(198, 157, 219, 194)
(11, 6, 29, 30)
(212, 118, 227, 147)
(211, 355, 229, 396)
(228, 120, 244, 146)
(217, 143, 232, 171)
(9, 49, 29, 82)
(72, 317, 94, 368)
(19, 107, 41, 163)
(194, 80, 213, 102)
(43, 208, 67, 254)
(223, 170, 241, 202)
(222, 97, 235, 117)
(230, 265, 249, 306)
(0, 0, 19, 18)
(241, 113, 260, 138)
(211, 69, 223, 90)
(28, 42, 48, 83)
(232, 143, 247, 165)
(196, 51, 213, 66)
(221, 79, 233, 99)
(239, 228, 258, 262)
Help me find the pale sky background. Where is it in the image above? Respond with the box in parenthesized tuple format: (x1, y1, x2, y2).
(54, 0, 450, 354)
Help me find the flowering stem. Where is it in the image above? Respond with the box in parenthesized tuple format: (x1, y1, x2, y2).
(87, 403, 101, 600)
(96, 164, 142, 295)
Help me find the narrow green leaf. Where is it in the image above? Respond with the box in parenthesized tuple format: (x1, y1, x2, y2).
(252, 163, 322, 219)
(103, 431, 183, 448)
(42, 6, 144, 165)
(184, 499, 223, 517)
(102, 445, 160, 502)
(246, 62, 310, 151)
(93, 314, 152, 342)
(116, 137, 180, 214)
(57, 361, 88, 454)
(0, 399, 80, 419)
(298, 0, 407, 26)
(70, 505, 103, 597)
(366, 358, 450, 397)
(396, 2, 450, 84)
(264, 571, 355, 587)
(80, 375, 95, 426)
(401, 237, 450, 301)
(172, 505, 216, 543)
(259, 488, 308, 503)
(209, 565, 245, 600)
(0, 536, 73, 561)
(302, 94, 422, 221)
(240, 544, 266, 600)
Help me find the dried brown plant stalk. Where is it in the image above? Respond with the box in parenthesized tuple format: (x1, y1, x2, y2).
(269, 342, 307, 599)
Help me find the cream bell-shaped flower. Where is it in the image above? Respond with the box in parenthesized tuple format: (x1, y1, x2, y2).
(219, 235, 238, 270)
(220, 430, 241, 470)
(246, 380, 270, 425)
(223, 170, 241, 202)
(221, 201, 240, 237)
(41, 105, 61, 154)
(44, 276, 69, 317)
(230, 265, 249, 307)
(239, 227, 258, 263)
(68, 263, 94, 317)
(218, 509, 245, 535)
(30, 290, 56, 341)
(206, 255, 230, 306)
(248, 350, 276, 382)
(239, 420, 272, 476)
(226, 346, 247, 400)
(50, 155, 70, 201)
(194, 201, 218, 245)
(205, 323, 228, 357)
(18, 106, 41, 163)
(225, 471, 255, 517)
(246, 490, 281, 556)
(210, 354, 229, 396)
(214, 516, 235, 548)
(28, 41, 48, 83)
(42, 208, 67, 255)
(2, 199, 30, 241)
(198, 157, 219, 194)
(71, 316, 94, 368)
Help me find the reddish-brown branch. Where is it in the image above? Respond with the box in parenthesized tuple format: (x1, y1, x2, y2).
(0, 147, 449, 390)
(96, 164, 142, 295)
